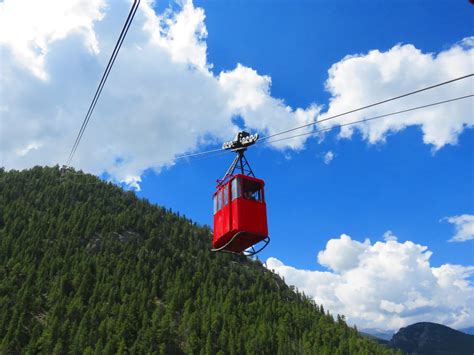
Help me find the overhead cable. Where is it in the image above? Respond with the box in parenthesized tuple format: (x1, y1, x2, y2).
(175, 94, 472, 160)
(260, 94, 473, 145)
(175, 147, 226, 160)
(66, 0, 140, 166)
(175, 75, 473, 160)
(259, 73, 473, 141)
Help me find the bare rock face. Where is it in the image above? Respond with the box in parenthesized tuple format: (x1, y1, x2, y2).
(389, 322, 474, 355)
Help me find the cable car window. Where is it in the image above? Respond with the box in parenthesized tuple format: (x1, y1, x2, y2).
(213, 195, 217, 214)
(217, 190, 222, 211)
(223, 186, 229, 206)
(242, 179, 264, 202)
(231, 177, 241, 200)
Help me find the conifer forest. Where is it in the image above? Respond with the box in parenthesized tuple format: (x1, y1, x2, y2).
(0, 167, 398, 354)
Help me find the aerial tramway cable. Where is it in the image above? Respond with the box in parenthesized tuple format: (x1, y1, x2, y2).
(174, 74, 473, 160)
(258, 73, 473, 142)
(260, 94, 473, 145)
(175, 147, 227, 160)
(65, 0, 140, 167)
(179, 94, 472, 158)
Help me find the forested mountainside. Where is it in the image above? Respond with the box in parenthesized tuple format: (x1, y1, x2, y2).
(0, 167, 397, 354)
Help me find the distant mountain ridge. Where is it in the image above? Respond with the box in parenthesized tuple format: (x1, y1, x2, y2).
(388, 322, 474, 355)
(361, 328, 394, 341)
(459, 326, 474, 335)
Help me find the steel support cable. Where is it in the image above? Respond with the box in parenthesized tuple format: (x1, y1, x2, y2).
(174, 93, 473, 160)
(190, 149, 231, 161)
(259, 73, 474, 142)
(174, 75, 473, 161)
(67, 0, 140, 165)
(257, 94, 473, 146)
(66, 0, 140, 166)
(174, 147, 225, 160)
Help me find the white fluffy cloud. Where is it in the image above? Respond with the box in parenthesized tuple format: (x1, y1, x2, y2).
(323, 150, 334, 164)
(318, 39, 474, 150)
(0, 0, 106, 80)
(444, 214, 474, 242)
(0, 0, 317, 185)
(266, 233, 474, 331)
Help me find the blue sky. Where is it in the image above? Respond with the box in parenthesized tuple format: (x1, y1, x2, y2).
(139, 126, 474, 268)
(198, 0, 472, 107)
(1, 0, 473, 331)
(137, 0, 474, 269)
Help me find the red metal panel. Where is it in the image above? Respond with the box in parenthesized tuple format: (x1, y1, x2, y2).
(221, 186, 231, 236)
(236, 198, 268, 236)
(213, 184, 233, 248)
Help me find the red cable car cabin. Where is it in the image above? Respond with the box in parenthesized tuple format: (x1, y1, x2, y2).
(212, 174, 268, 254)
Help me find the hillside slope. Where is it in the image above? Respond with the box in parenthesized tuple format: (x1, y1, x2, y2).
(0, 167, 396, 354)
(389, 322, 474, 355)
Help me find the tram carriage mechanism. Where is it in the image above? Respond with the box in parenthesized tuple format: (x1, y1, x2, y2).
(212, 131, 270, 256)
